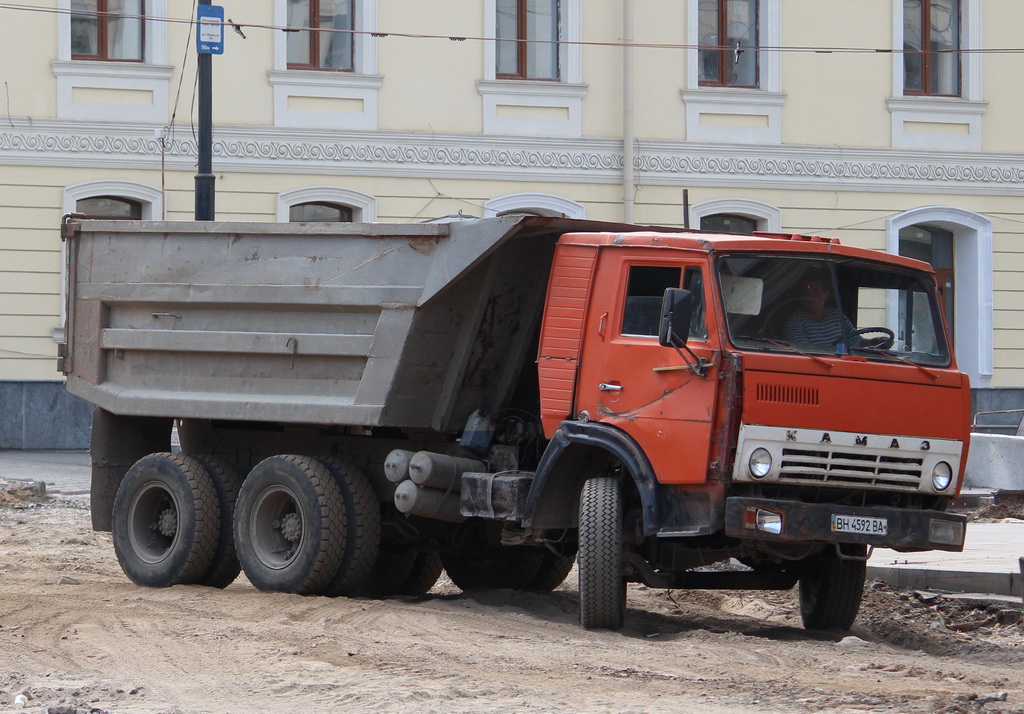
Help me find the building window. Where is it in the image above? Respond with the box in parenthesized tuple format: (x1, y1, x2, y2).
(289, 201, 354, 222)
(496, 0, 559, 80)
(71, 0, 145, 61)
(700, 213, 757, 235)
(886, 207, 992, 388)
(287, 0, 355, 71)
(484, 193, 585, 218)
(277, 187, 375, 222)
(698, 0, 758, 88)
(75, 196, 143, 218)
(690, 199, 781, 233)
(903, 0, 960, 96)
(899, 224, 955, 338)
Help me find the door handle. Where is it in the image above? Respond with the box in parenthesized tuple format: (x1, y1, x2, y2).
(598, 383, 623, 392)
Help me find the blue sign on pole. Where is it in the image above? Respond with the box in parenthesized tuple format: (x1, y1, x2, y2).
(197, 5, 225, 55)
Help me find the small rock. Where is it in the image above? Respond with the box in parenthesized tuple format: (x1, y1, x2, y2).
(976, 692, 1009, 705)
(997, 609, 1022, 626)
(914, 590, 941, 603)
(57, 576, 81, 586)
(836, 636, 868, 647)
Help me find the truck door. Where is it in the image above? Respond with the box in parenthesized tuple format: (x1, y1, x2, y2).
(575, 256, 719, 484)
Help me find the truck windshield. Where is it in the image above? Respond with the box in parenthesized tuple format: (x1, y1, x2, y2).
(716, 255, 951, 366)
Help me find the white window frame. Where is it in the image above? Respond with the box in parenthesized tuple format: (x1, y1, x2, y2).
(270, 0, 383, 130)
(689, 198, 781, 233)
(277, 186, 377, 223)
(56, 180, 163, 341)
(888, 0, 986, 151)
(681, 0, 785, 145)
(886, 206, 992, 387)
(478, 0, 587, 138)
(484, 193, 585, 218)
(54, 0, 171, 123)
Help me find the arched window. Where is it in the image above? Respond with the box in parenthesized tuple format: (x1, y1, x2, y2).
(689, 198, 781, 233)
(289, 201, 354, 222)
(483, 193, 585, 219)
(76, 196, 143, 219)
(887, 206, 992, 387)
(59, 181, 163, 340)
(700, 213, 758, 235)
(277, 187, 376, 222)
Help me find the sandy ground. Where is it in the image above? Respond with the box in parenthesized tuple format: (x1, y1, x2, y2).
(1, 487, 1023, 714)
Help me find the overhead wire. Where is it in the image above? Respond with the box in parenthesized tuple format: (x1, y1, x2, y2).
(1, 1, 1023, 55)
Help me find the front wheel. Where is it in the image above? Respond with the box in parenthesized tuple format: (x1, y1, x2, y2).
(577, 477, 626, 630)
(798, 547, 867, 631)
(112, 453, 220, 588)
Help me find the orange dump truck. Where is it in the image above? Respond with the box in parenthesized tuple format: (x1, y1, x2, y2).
(61, 215, 970, 630)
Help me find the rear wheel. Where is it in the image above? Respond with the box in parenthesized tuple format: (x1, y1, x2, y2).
(112, 453, 219, 588)
(315, 457, 381, 597)
(399, 552, 444, 595)
(360, 547, 417, 597)
(577, 476, 626, 630)
(798, 547, 867, 631)
(191, 454, 244, 588)
(528, 552, 576, 591)
(442, 547, 544, 591)
(234, 455, 346, 595)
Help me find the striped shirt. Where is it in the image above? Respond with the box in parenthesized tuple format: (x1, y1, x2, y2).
(784, 307, 861, 348)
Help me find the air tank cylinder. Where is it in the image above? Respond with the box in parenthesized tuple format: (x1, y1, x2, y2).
(408, 452, 486, 490)
(393, 479, 465, 523)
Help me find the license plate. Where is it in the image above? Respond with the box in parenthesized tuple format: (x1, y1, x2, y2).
(831, 514, 888, 535)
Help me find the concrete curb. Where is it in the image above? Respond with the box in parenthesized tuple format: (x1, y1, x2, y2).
(867, 565, 1022, 598)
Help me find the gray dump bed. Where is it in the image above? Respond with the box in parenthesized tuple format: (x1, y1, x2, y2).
(61, 215, 643, 432)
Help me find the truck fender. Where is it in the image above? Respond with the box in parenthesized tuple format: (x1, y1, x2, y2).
(521, 421, 660, 535)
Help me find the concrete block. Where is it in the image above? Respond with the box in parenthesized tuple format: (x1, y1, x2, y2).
(964, 433, 1024, 490)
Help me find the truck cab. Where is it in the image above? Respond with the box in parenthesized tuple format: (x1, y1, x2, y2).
(531, 230, 969, 629)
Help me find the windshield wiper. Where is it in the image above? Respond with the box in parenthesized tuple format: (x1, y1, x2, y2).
(849, 347, 940, 380)
(762, 339, 834, 369)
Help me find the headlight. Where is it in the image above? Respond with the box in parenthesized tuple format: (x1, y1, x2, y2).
(748, 448, 772, 479)
(931, 461, 953, 491)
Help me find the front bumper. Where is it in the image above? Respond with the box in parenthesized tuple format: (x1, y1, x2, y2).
(724, 497, 967, 552)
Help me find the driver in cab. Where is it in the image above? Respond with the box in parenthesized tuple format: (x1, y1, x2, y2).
(783, 275, 883, 349)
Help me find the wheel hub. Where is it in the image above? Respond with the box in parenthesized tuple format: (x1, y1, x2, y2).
(152, 507, 177, 538)
(278, 512, 302, 543)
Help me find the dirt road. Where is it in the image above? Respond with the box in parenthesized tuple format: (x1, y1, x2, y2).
(1, 490, 1022, 714)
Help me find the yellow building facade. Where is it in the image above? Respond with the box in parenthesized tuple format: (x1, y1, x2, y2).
(1, 1, 1022, 446)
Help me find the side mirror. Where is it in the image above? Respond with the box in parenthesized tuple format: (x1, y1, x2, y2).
(658, 288, 693, 348)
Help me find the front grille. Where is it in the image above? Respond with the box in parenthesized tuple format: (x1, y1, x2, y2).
(755, 383, 819, 406)
(778, 447, 923, 490)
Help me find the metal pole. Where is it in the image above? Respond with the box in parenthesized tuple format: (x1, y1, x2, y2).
(195, 0, 215, 220)
(622, 0, 635, 224)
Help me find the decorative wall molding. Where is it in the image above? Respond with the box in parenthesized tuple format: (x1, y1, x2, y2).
(4, 121, 1024, 196)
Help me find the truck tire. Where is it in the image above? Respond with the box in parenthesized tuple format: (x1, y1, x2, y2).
(191, 454, 244, 588)
(112, 453, 219, 588)
(399, 552, 444, 595)
(528, 552, 576, 591)
(577, 476, 626, 630)
(315, 457, 381, 596)
(360, 547, 416, 596)
(441, 547, 544, 591)
(798, 548, 867, 631)
(234, 455, 346, 595)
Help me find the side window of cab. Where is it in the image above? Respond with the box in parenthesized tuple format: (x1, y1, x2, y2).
(621, 265, 707, 339)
